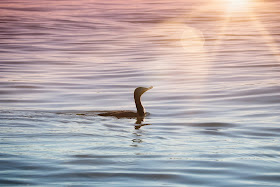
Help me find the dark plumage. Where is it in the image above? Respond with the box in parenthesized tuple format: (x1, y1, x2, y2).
(98, 111, 138, 119)
(98, 86, 153, 119)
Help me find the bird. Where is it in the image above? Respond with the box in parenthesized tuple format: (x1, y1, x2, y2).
(98, 86, 153, 121)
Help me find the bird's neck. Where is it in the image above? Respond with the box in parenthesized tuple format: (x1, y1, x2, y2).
(134, 95, 145, 117)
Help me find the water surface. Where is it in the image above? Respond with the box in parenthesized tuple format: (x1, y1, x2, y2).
(1, 0, 280, 186)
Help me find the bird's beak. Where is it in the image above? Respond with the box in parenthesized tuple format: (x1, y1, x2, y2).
(145, 86, 153, 92)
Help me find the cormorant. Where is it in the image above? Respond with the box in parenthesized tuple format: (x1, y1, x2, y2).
(98, 86, 153, 121)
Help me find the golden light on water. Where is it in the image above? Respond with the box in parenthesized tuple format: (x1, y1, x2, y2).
(153, 0, 280, 66)
(221, 0, 280, 63)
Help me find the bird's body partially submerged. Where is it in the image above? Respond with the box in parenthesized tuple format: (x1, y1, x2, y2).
(98, 110, 149, 119)
(98, 86, 153, 119)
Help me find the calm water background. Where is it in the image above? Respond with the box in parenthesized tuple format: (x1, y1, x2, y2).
(1, 0, 280, 186)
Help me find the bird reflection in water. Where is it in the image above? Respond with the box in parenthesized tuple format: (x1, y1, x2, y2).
(134, 113, 151, 130)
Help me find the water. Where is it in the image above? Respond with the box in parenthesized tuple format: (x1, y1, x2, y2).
(1, 0, 280, 186)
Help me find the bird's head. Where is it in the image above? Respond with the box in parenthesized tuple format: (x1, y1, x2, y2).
(134, 86, 153, 98)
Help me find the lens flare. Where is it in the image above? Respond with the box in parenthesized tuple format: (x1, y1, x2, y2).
(181, 26, 205, 52)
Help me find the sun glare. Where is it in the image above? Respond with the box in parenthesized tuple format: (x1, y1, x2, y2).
(224, 0, 251, 12)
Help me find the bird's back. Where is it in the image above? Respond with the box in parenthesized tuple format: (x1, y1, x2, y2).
(98, 111, 138, 119)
